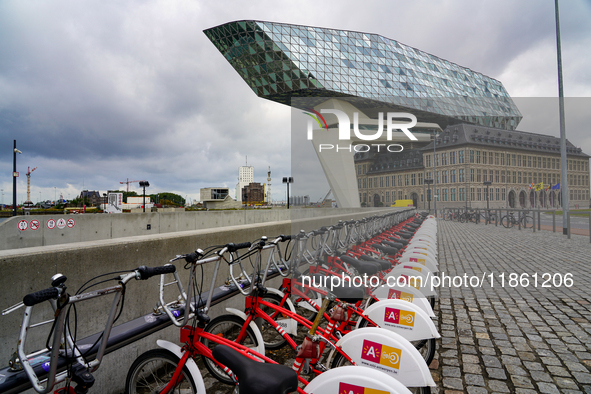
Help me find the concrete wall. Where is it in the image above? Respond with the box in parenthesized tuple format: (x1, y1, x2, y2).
(0, 208, 395, 251)
(0, 207, 411, 394)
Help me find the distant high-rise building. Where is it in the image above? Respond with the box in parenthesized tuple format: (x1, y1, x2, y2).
(236, 165, 254, 201)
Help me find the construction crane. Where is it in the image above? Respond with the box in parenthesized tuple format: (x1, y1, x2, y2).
(24, 166, 37, 207)
(317, 189, 332, 206)
(120, 178, 142, 192)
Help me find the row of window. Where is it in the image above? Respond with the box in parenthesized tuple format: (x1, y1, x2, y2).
(424, 150, 589, 172)
(359, 170, 589, 188)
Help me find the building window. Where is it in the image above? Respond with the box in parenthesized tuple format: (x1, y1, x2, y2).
(489, 152, 493, 164)
(411, 173, 416, 186)
(442, 171, 447, 183)
(518, 155, 522, 167)
(459, 187, 465, 201)
(512, 171, 516, 184)
(470, 188, 475, 202)
(450, 170, 456, 183)
(495, 153, 499, 165)
(425, 155, 431, 167)
(495, 170, 500, 183)
(477, 169, 481, 183)
(386, 191, 390, 203)
(538, 157, 541, 168)
(380, 177, 384, 188)
(369, 178, 372, 188)
(451, 188, 456, 201)
(501, 153, 505, 166)
(442, 153, 447, 166)
(477, 188, 481, 201)
(418, 173, 423, 185)
(482, 151, 487, 165)
(512, 154, 516, 166)
(442, 188, 448, 202)
(542, 158, 546, 169)
(450, 151, 456, 164)
(502, 188, 506, 201)
(470, 150, 474, 163)
(398, 175, 403, 186)
(435, 154, 439, 166)
(358, 179, 362, 189)
(470, 169, 475, 182)
(476, 151, 481, 164)
(385, 176, 390, 187)
(404, 174, 409, 186)
(501, 171, 505, 183)
(398, 191, 403, 200)
(459, 169, 465, 183)
(363, 164, 366, 174)
(528, 156, 532, 167)
(363, 178, 367, 188)
(496, 188, 500, 201)
(518, 172, 522, 184)
(483, 170, 487, 182)
(459, 150, 465, 164)
(435, 171, 440, 184)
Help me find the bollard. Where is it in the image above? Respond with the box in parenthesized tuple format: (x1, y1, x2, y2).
(553, 210, 556, 232)
(518, 210, 521, 230)
(495, 209, 498, 226)
(537, 208, 541, 231)
(533, 209, 536, 233)
(567, 211, 571, 239)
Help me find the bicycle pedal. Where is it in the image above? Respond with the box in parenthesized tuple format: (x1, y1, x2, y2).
(314, 362, 328, 372)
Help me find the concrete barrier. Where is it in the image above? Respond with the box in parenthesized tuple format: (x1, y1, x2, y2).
(0, 207, 412, 393)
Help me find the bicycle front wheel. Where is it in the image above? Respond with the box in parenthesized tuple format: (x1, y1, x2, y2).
(521, 216, 533, 228)
(201, 314, 260, 385)
(125, 349, 196, 394)
(500, 216, 513, 228)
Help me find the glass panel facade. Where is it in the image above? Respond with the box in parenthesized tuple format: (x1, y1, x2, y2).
(205, 20, 522, 130)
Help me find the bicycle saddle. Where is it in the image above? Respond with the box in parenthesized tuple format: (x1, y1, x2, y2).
(339, 255, 380, 276)
(212, 345, 298, 394)
(371, 244, 399, 257)
(331, 281, 365, 302)
(387, 236, 409, 245)
(357, 254, 392, 271)
(382, 240, 403, 250)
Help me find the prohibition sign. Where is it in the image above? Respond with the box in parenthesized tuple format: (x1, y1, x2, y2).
(18, 220, 28, 231)
(29, 219, 40, 230)
(47, 219, 56, 229)
(66, 218, 75, 228)
(56, 218, 66, 229)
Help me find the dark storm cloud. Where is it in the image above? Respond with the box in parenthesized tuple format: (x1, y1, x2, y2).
(0, 0, 589, 203)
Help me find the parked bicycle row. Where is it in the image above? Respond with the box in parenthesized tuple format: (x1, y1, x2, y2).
(2, 210, 440, 394)
(441, 207, 537, 228)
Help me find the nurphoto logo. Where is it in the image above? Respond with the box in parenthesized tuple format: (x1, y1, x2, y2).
(304, 108, 419, 153)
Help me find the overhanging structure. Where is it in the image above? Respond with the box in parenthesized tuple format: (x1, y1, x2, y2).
(205, 20, 523, 207)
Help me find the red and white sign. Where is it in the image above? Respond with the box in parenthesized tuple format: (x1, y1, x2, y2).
(56, 218, 66, 229)
(17, 220, 28, 231)
(66, 218, 75, 228)
(46, 219, 56, 229)
(29, 219, 40, 231)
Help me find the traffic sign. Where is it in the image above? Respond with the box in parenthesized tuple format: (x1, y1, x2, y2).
(17, 220, 28, 231)
(56, 218, 66, 229)
(66, 218, 75, 228)
(46, 219, 56, 229)
(29, 219, 40, 230)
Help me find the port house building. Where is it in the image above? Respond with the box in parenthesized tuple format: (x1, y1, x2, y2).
(355, 123, 589, 209)
(205, 20, 589, 208)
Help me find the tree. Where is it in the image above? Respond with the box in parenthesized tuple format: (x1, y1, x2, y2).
(149, 192, 185, 207)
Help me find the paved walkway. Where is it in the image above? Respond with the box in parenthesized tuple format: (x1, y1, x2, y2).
(432, 220, 591, 394)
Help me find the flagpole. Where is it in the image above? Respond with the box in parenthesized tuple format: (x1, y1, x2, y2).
(555, 0, 570, 237)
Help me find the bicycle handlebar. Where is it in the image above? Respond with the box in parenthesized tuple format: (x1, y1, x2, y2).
(227, 242, 251, 253)
(137, 265, 176, 280)
(23, 287, 60, 307)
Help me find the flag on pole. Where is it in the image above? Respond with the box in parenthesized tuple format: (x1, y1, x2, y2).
(529, 182, 534, 190)
(534, 182, 543, 192)
(551, 183, 561, 190)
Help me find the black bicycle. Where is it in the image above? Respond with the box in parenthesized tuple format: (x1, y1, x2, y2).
(500, 211, 532, 228)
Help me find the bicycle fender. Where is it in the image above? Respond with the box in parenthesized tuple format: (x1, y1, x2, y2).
(264, 288, 298, 335)
(304, 366, 412, 393)
(357, 299, 440, 340)
(371, 284, 435, 317)
(156, 340, 206, 393)
(225, 308, 266, 355)
(394, 262, 436, 278)
(335, 327, 436, 387)
(397, 257, 438, 273)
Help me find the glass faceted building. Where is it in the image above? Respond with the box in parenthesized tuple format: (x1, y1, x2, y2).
(204, 20, 522, 130)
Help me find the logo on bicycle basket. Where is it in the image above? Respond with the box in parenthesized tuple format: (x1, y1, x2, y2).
(384, 307, 415, 328)
(339, 382, 389, 394)
(387, 289, 413, 303)
(360, 339, 401, 370)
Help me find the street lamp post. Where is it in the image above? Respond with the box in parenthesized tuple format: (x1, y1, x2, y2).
(424, 179, 433, 212)
(483, 181, 492, 211)
(139, 181, 150, 213)
(13, 140, 22, 216)
(282, 177, 294, 209)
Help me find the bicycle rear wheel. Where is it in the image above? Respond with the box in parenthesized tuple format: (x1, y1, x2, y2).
(521, 216, 533, 228)
(500, 215, 513, 228)
(201, 314, 260, 385)
(125, 349, 196, 394)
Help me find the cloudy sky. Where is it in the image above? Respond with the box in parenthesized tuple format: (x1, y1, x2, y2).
(1, 0, 590, 205)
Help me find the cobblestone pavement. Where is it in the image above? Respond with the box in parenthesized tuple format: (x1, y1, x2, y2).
(202, 220, 591, 393)
(432, 219, 591, 394)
